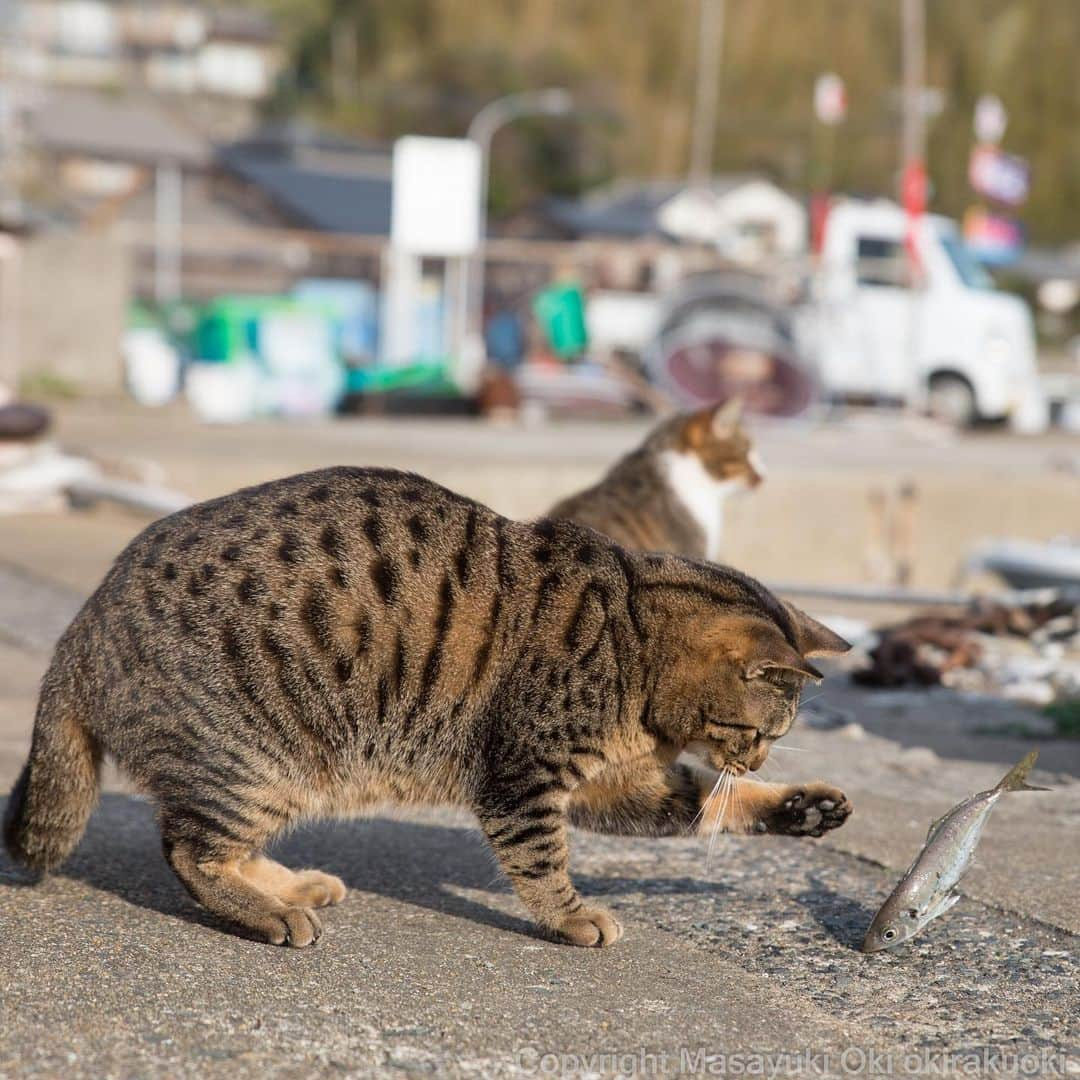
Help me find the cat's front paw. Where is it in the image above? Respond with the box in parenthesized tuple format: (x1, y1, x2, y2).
(555, 906, 623, 947)
(759, 783, 852, 838)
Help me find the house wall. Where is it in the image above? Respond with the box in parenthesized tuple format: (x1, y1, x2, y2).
(15, 231, 131, 393)
(20, 0, 278, 101)
(655, 180, 808, 263)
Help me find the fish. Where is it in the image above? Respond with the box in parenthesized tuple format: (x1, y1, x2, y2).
(861, 749, 1048, 953)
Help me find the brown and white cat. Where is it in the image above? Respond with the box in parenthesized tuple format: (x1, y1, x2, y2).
(548, 399, 764, 561)
(5, 467, 850, 949)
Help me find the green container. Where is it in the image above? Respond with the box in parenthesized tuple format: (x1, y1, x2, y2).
(345, 361, 454, 395)
(533, 281, 588, 358)
(195, 296, 338, 364)
(194, 296, 283, 363)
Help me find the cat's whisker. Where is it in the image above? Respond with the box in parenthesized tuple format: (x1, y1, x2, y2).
(704, 777, 723, 866)
(731, 772, 748, 833)
(705, 768, 736, 870)
(693, 770, 726, 830)
(770, 745, 808, 753)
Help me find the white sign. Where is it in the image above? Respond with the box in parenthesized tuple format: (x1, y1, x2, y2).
(814, 73, 847, 125)
(391, 136, 481, 257)
(974, 94, 1007, 145)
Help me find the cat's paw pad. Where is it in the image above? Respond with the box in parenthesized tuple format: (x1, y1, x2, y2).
(258, 905, 323, 948)
(764, 784, 852, 837)
(555, 907, 623, 947)
(284, 870, 347, 909)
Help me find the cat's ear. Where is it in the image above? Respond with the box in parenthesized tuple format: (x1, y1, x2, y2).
(680, 407, 717, 448)
(741, 628, 824, 682)
(782, 602, 852, 657)
(710, 396, 744, 437)
(680, 397, 743, 448)
(729, 619, 825, 681)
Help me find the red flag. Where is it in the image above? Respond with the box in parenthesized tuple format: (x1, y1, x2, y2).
(901, 160, 928, 276)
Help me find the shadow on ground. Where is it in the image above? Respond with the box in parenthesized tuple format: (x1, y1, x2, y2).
(794, 873, 878, 949)
(0, 793, 733, 944)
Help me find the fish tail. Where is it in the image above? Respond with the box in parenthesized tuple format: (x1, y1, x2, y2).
(996, 750, 1050, 793)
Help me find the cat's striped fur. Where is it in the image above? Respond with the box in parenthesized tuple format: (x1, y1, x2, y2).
(548, 399, 763, 561)
(5, 467, 850, 948)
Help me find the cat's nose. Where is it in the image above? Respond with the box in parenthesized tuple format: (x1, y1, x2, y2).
(747, 744, 770, 771)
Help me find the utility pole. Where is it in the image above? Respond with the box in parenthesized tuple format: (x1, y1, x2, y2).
(154, 162, 183, 305)
(688, 0, 725, 187)
(899, 0, 927, 412)
(900, 0, 926, 172)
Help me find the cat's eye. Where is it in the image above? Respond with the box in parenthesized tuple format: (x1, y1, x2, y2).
(764, 675, 800, 698)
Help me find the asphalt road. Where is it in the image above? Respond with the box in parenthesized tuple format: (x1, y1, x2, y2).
(1, 405, 1078, 1077)
(2, 641, 1078, 1077)
(2, 797, 1077, 1079)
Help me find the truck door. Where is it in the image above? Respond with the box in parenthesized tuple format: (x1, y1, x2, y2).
(852, 235, 921, 401)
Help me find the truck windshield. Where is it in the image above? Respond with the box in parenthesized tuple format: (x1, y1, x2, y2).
(938, 232, 995, 290)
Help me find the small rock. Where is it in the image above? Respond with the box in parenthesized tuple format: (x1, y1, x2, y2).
(837, 721, 866, 740)
(892, 746, 940, 774)
(1001, 680, 1056, 707)
(800, 700, 855, 730)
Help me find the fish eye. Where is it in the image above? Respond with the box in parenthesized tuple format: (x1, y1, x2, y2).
(882, 928, 897, 941)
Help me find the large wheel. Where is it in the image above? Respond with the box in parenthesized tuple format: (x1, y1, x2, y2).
(926, 373, 977, 427)
(647, 311, 816, 417)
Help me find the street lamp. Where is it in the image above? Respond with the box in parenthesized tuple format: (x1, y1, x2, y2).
(459, 88, 574, 381)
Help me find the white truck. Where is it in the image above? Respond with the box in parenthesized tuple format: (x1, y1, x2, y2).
(588, 198, 1045, 428)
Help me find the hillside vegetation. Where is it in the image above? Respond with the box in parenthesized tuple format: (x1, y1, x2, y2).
(255, 0, 1080, 243)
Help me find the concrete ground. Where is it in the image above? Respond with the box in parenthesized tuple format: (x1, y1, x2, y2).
(1, 402, 1078, 1078)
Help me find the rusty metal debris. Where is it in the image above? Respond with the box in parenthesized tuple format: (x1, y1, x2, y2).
(852, 596, 1080, 702)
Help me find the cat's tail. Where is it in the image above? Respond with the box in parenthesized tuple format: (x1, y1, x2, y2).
(4, 659, 101, 874)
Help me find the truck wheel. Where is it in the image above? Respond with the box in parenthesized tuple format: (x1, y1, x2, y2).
(926, 374, 977, 427)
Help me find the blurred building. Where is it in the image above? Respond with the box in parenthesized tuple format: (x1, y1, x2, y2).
(17, 1, 281, 104)
(18, 94, 399, 235)
(24, 90, 209, 221)
(547, 176, 807, 266)
(215, 124, 394, 235)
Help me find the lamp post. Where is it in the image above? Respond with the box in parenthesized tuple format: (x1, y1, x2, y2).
(459, 88, 573, 381)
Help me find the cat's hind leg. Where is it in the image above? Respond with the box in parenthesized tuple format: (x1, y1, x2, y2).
(237, 854, 346, 909)
(163, 828, 324, 947)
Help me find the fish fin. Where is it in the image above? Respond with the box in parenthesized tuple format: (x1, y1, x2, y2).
(995, 750, 1050, 794)
(925, 812, 948, 842)
(924, 891, 962, 923)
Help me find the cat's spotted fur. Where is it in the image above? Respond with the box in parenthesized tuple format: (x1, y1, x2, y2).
(549, 399, 763, 561)
(5, 467, 849, 948)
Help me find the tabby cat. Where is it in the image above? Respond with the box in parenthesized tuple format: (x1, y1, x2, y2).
(548, 398, 763, 560)
(5, 467, 850, 949)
